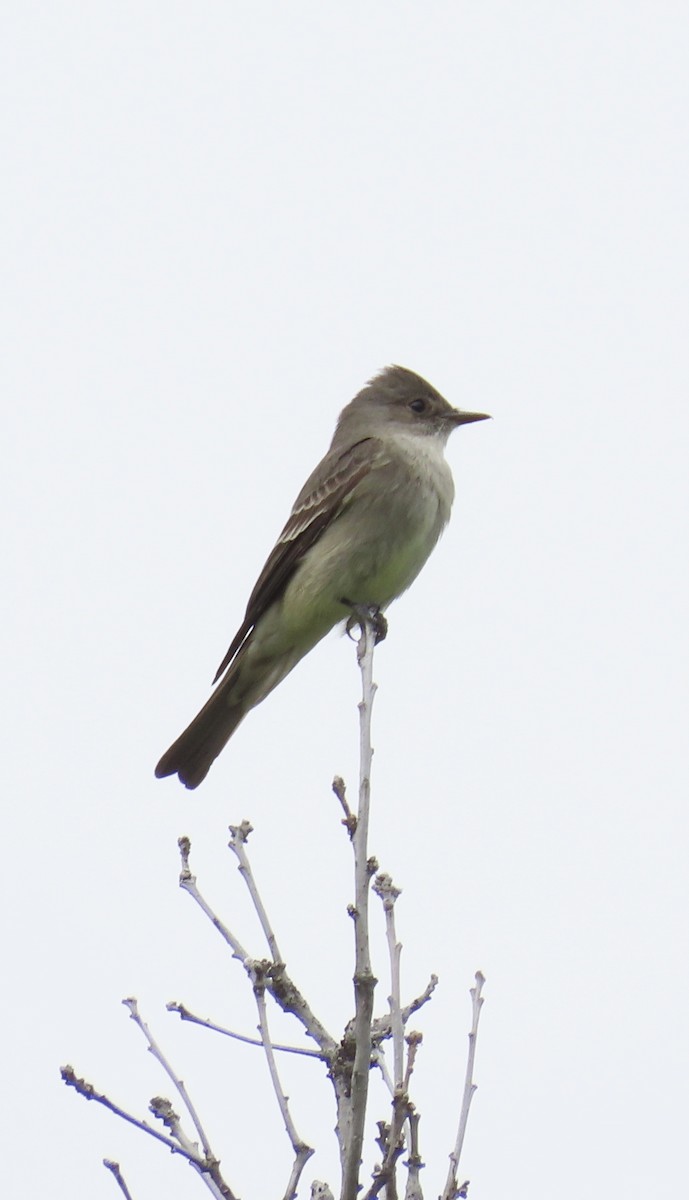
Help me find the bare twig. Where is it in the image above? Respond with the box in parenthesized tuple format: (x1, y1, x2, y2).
(333, 775, 357, 835)
(178, 836, 250, 963)
(167, 1001, 323, 1058)
(123, 997, 213, 1160)
(263, 962, 337, 1058)
(178, 837, 337, 1058)
(403, 1033, 422, 1094)
(373, 1044, 394, 1095)
(371, 974, 438, 1051)
(373, 872, 404, 1088)
(61, 1065, 191, 1156)
(147, 1095, 203, 1164)
(60, 1066, 237, 1199)
(342, 614, 379, 1200)
(362, 1091, 407, 1200)
(369, 874, 428, 1197)
(103, 1159, 134, 1200)
(441, 972, 486, 1200)
(403, 1109, 424, 1200)
(363, 1034, 423, 1200)
(249, 959, 315, 1200)
(228, 820, 282, 963)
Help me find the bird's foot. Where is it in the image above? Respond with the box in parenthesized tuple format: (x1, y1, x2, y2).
(341, 600, 388, 645)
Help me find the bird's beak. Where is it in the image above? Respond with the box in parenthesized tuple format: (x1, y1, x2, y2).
(448, 408, 491, 426)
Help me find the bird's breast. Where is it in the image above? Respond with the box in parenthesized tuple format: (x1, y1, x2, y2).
(285, 436, 454, 617)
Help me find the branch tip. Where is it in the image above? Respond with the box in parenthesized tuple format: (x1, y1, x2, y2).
(373, 872, 402, 905)
(228, 819, 254, 845)
(177, 834, 191, 868)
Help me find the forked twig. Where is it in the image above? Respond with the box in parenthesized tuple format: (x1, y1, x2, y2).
(249, 959, 315, 1200)
(178, 836, 337, 1058)
(123, 997, 212, 1159)
(228, 820, 282, 963)
(178, 836, 250, 963)
(60, 1066, 237, 1199)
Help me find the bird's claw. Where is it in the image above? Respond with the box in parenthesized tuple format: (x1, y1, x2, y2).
(343, 602, 388, 645)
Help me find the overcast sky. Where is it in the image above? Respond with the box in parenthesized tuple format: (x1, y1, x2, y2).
(4, 4, 689, 1198)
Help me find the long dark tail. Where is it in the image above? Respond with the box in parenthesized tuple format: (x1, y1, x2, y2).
(155, 668, 248, 789)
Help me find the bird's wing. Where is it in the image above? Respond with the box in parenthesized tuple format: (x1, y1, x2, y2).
(212, 437, 384, 683)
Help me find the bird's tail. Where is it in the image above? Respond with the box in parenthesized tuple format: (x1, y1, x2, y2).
(154, 671, 248, 789)
(155, 631, 305, 789)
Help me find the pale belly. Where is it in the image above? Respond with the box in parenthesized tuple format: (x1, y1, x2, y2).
(282, 484, 448, 633)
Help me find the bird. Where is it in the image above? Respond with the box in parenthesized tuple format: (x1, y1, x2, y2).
(155, 365, 489, 788)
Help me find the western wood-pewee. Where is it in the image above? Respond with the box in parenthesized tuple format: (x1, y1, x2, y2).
(155, 365, 489, 788)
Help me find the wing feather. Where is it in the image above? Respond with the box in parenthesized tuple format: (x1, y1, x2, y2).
(212, 438, 382, 683)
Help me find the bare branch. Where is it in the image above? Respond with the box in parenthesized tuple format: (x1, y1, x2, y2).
(373, 872, 404, 1088)
(249, 959, 315, 1200)
(365, 1030, 425, 1200)
(403, 1032, 422, 1093)
(441, 972, 486, 1200)
(148, 1095, 202, 1163)
(61, 1065, 191, 1156)
(178, 837, 337, 1057)
(122, 997, 213, 1160)
(60, 1066, 238, 1199)
(400, 975, 438, 1025)
(361, 1090, 407, 1200)
(371, 974, 438, 1050)
(333, 775, 357, 836)
(228, 820, 282, 962)
(264, 961, 339, 1058)
(103, 1159, 134, 1200)
(372, 1044, 394, 1095)
(341, 614, 379, 1200)
(178, 837, 250, 962)
(403, 1108, 424, 1200)
(167, 1001, 323, 1058)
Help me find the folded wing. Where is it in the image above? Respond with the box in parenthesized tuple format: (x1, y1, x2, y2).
(212, 437, 383, 683)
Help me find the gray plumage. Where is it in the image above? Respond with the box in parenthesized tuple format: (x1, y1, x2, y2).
(155, 365, 489, 788)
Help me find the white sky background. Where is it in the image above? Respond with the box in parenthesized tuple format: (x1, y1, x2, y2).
(3, 3, 688, 1197)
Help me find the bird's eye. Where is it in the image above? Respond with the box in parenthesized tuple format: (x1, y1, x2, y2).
(409, 398, 428, 414)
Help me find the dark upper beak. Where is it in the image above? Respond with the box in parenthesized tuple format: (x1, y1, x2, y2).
(447, 408, 491, 426)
